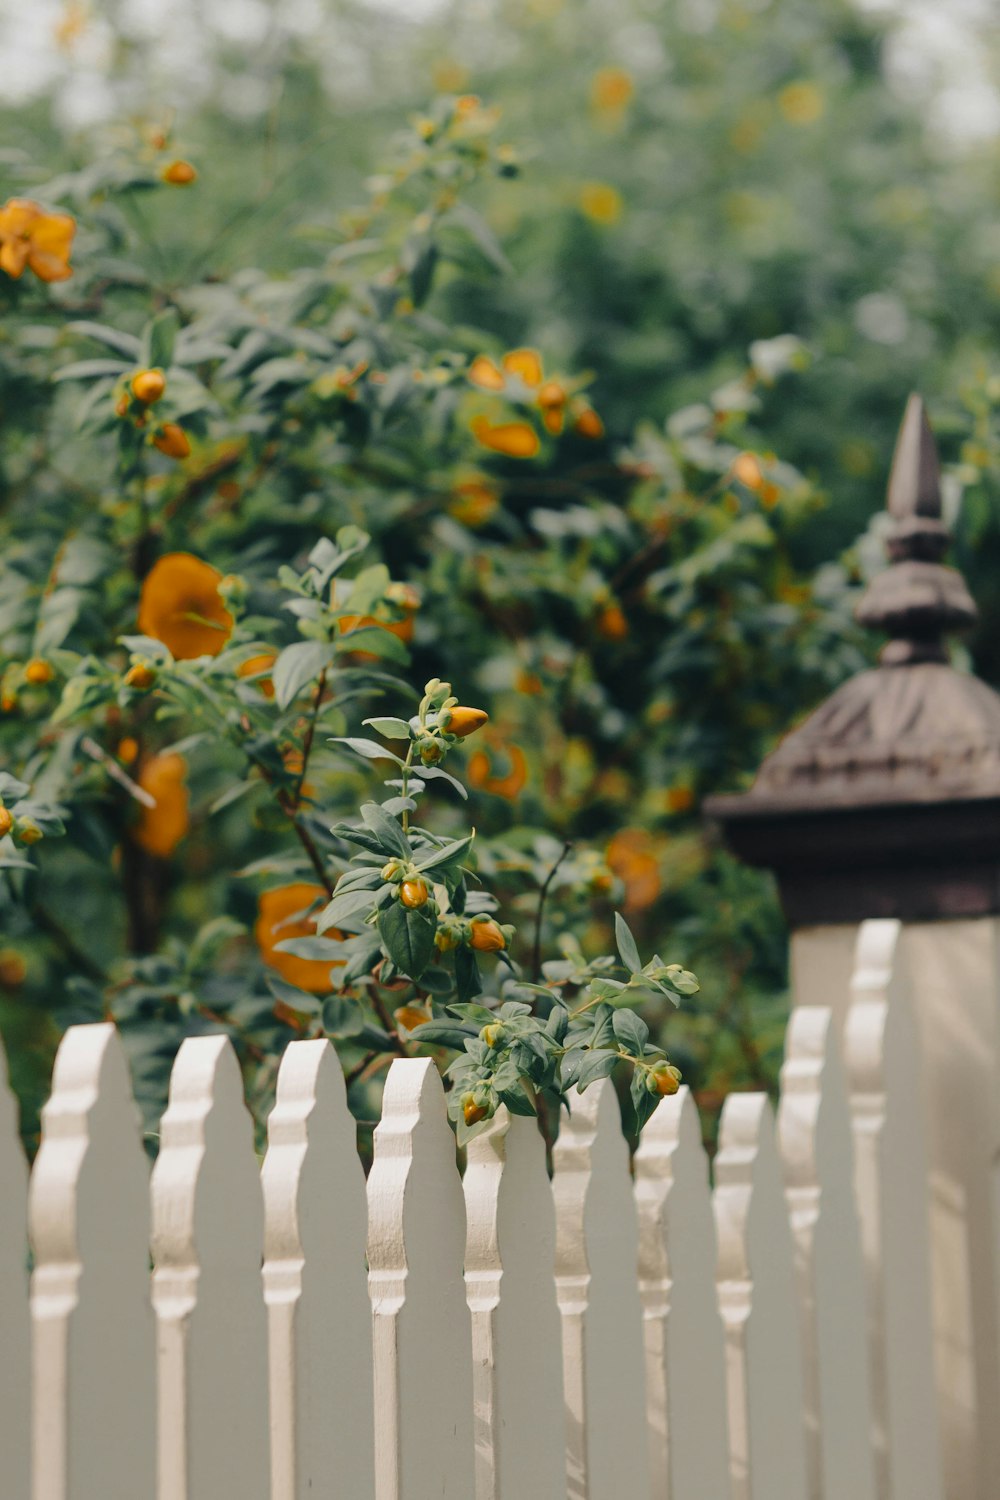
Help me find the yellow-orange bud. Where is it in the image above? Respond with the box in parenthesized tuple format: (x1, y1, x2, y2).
(24, 658, 54, 685)
(575, 407, 604, 440)
(400, 877, 429, 909)
(0, 807, 12, 837)
(462, 1093, 488, 1126)
(469, 918, 505, 953)
(651, 1061, 682, 1097)
(446, 706, 488, 738)
(125, 662, 157, 691)
(152, 423, 191, 459)
(131, 368, 166, 405)
(0, 949, 26, 988)
(162, 159, 197, 185)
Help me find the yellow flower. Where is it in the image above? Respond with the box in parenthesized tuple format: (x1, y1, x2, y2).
(449, 476, 500, 528)
(256, 883, 342, 994)
(0, 198, 75, 283)
(778, 82, 825, 125)
(578, 182, 623, 226)
(469, 355, 506, 391)
(138, 553, 234, 660)
(590, 67, 634, 119)
(134, 753, 189, 858)
(501, 348, 543, 386)
(471, 416, 540, 459)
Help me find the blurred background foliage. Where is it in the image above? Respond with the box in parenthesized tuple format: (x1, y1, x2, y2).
(1, 0, 999, 1148)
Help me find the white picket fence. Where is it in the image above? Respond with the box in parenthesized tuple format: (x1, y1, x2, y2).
(0, 916, 953, 1499)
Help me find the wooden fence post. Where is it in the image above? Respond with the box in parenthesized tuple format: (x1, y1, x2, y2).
(367, 1058, 475, 1500)
(778, 1006, 876, 1500)
(151, 1034, 269, 1500)
(552, 1076, 649, 1500)
(29, 1022, 155, 1500)
(845, 919, 943, 1500)
(0, 1029, 29, 1500)
(262, 1039, 375, 1500)
(715, 1092, 809, 1500)
(634, 1085, 731, 1500)
(463, 1107, 566, 1500)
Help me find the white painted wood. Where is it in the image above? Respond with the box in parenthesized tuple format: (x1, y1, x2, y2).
(552, 1077, 649, 1500)
(714, 1092, 809, 1500)
(634, 1086, 731, 1500)
(778, 1007, 876, 1500)
(844, 919, 943, 1500)
(262, 1039, 375, 1500)
(151, 1034, 269, 1500)
(463, 1107, 565, 1500)
(29, 1022, 154, 1500)
(0, 1030, 29, 1500)
(367, 1058, 475, 1500)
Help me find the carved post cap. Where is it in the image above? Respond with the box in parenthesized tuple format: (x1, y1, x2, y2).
(704, 395, 1000, 924)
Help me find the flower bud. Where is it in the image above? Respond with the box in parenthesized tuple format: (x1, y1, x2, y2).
(0, 949, 26, 988)
(469, 917, 506, 953)
(418, 739, 443, 765)
(649, 1061, 682, 1097)
(217, 573, 247, 610)
(444, 705, 488, 738)
(14, 817, 42, 845)
(481, 1022, 505, 1049)
(152, 423, 191, 459)
(130, 368, 166, 405)
(0, 807, 12, 837)
(462, 1092, 488, 1127)
(124, 661, 157, 691)
(400, 877, 429, 909)
(24, 658, 54, 685)
(380, 859, 405, 883)
(162, 159, 198, 186)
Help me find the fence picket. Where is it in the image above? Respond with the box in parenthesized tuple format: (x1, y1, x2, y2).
(0, 1031, 29, 1500)
(844, 919, 944, 1500)
(151, 1034, 269, 1500)
(463, 1107, 566, 1500)
(778, 1007, 876, 1500)
(29, 1022, 154, 1500)
(715, 1092, 809, 1500)
(634, 1085, 731, 1500)
(262, 1039, 374, 1500)
(552, 1076, 649, 1500)
(367, 1057, 475, 1500)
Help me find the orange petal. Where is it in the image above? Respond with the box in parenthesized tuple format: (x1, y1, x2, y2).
(0, 239, 28, 278)
(468, 355, 505, 391)
(502, 348, 543, 386)
(471, 416, 540, 459)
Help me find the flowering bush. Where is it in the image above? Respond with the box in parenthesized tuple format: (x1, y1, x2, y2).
(0, 94, 866, 1147)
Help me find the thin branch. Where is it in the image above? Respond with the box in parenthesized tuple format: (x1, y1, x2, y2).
(531, 840, 573, 981)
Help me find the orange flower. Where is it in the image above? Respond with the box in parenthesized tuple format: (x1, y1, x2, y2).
(237, 653, 277, 699)
(445, 706, 488, 737)
(591, 67, 634, 116)
(0, 198, 75, 283)
(469, 355, 506, 391)
(606, 829, 660, 911)
(152, 423, 191, 460)
(469, 917, 506, 952)
(24, 658, 54, 685)
(732, 452, 764, 490)
(138, 553, 234, 659)
(134, 753, 189, 858)
(501, 348, 543, 387)
(574, 407, 604, 439)
(471, 416, 540, 459)
(255, 882, 343, 994)
(596, 601, 629, 640)
(162, 160, 198, 185)
(449, 476, 500, 527)
(467, 737, 528, 800)
(131, 368, 166, 404)
(117, 736, 139, 764)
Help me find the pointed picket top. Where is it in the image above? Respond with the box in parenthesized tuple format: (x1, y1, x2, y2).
(463, 1107, 566, 1500)
(151, 1034, 269, 1500)
(0, 1029, 29, 1500)
(367, 1058, 475, 1500)
(634, 1086, 731, 1500)
(844, 920, 944, 1500)
(552, 1077, 649, 1500)
(778, 1007, 877, 1500)
(715, 1092, 809, 1500)
(30, 1022, 155, 1500)
(262, 1040, 374, 1500)
(887, 393, 943, 522)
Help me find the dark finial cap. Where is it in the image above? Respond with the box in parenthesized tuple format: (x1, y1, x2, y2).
(855, 393, 976, 663)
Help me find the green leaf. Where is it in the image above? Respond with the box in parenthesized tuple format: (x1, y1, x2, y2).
(272, 640, 335, 709)
(360, 801, 411, 858)
(321, 993, 366, 1037)
(362, 716, 412, 739)
(332, 737, 404, 765)
(53, 359, 130, 382)
(141, 308, 179, 369)
(574, 1051, 619, 1090)
(317, 885, 380, 932)
(68, 320, 142, 359)
(378, 899, 435, 981)
(612, 1008, 649, 1055)
(614, 912, 642, 974)
(455, 945, 482, 1003)
(414, 832, 474, 874)
(266, 975, 323, 1018)
(410, 1020, 479, 1049)
(335, 624, 410, 663)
